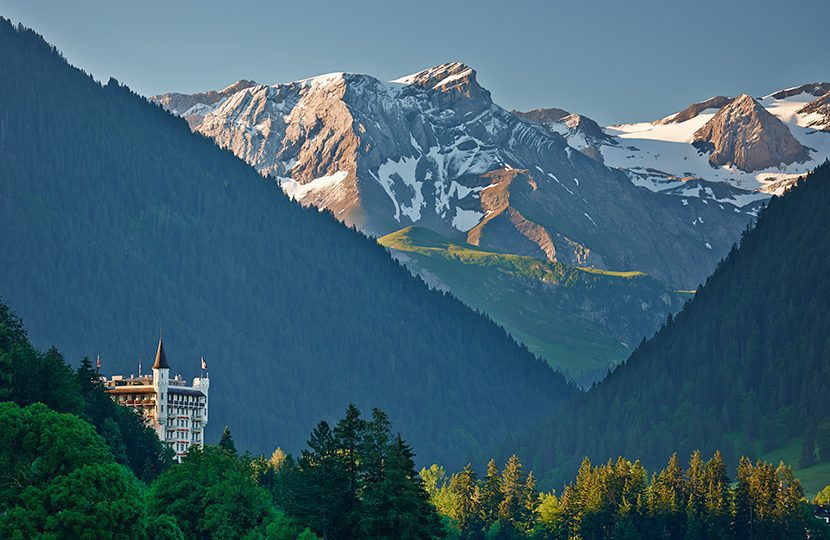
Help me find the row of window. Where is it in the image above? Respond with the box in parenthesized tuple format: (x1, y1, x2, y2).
(166, 432, 202, 444)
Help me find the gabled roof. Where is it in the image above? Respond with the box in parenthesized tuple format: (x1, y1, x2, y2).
(153, 336, 170, 369)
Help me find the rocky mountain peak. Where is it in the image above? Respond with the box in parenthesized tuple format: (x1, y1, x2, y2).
(798, 90, 830, 131)
(392, 62, 487, 103)
(220, 79, 259, 94)
(659, 95, 733, 124)
(511, 107, 571, 125)
(394, 62, 475, 89)
(769, 82, 830, 100)
(561, 113, 615, 144)
(693, 93, 809, 172)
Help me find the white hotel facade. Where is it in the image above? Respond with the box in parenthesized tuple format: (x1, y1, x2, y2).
(103, 337, 209, 462)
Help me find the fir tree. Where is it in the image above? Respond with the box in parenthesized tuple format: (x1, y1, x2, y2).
(219, 426, 237, 454)
(479, 459, 502, 528)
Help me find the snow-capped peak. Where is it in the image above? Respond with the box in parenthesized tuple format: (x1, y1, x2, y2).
(392, 62, 476, 90)
(295, 72, 347, 87)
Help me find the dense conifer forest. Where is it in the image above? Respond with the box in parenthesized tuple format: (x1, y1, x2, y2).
(0, 18, 574, 468)
(516, 162, 830, 487)
(2, 303, 828, 539)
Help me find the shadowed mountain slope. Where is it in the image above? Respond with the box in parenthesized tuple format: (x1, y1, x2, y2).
(514, 162, 830, 486)
(0, 20, 574, 469)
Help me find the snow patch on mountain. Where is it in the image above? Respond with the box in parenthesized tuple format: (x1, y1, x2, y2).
(280, 170, 349, 201)
(377, 156, 424, 222)
(452, 208, 484, 231)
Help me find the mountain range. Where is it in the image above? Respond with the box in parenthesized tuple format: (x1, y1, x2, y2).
(513, 162, 830, 492)
(154, 66, 830, 381)
(0, 20, 573, 469)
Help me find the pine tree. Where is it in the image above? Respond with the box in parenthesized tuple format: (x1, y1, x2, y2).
(498, 455, 525, 525)
(219, 426, 237, 454)
(333, 403, 365, 535)
(685, 450, 706, 540)
(816, 419, 830, 462)
(734, 457, 753, 540)
(449, 463, 482, 537)
(702, 451, 730, 539)
(359, 435, 444, 539)
(289, 420, 352, 539)
(774, 462, 804, 539)
(522, 470, 538, 533)
(800, 424, 817, 468)
(479, 459, 502, 528)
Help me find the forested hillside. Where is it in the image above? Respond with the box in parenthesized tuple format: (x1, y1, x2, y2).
(0, 19, 573, 468)
(517, 162, 830, 486)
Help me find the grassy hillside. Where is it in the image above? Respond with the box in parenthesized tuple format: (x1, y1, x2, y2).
(380, 227, 683, 385)
(761, 438, 830, 498)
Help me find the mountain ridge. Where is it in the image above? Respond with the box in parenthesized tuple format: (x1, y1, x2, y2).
(512, 162, 830, 486)
(0, 19, 574, 469)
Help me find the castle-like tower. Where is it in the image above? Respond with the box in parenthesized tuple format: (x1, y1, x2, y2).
(103, 336, 209, 462)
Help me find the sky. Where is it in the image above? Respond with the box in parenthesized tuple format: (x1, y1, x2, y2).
(3, 0, 829, 124)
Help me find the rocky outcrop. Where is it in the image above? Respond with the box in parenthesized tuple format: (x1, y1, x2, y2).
(465, 168, 602, 267)
(660, 95, 733, 124)
(693, 94, 810, 172)
(769, 82, 830, 100)
(154, 64, 754, 288)
(798, 90, 830, 131)
(153, 80, 257, 128)
(513, 109, 615, 163)
(512, 107, 570, 125)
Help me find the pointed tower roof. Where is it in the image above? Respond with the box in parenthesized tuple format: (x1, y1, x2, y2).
(153, 336, 170, 369)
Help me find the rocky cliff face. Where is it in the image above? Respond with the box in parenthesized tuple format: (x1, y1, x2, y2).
(693, 94, 810, 172)
(153, 64, 755, 288)
(659, 95, 734, 124)
(799, 91, 830, 130)
(512, 108, 615, 163)
(154, 80, 258, 129)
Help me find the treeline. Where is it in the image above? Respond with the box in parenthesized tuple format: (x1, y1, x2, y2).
(425, 453, 829, 540)
(5, 397, 828, 539)
(0, 401, 444, 538)
(0, 17, 572, 469)
(1, 302, 827, 538)
(517, 162, 830, 481)
(0, 302, 171, 481)
(0, 300, 443, 537)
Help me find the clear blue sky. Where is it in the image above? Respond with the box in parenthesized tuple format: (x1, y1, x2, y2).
(3, 0, 829, 124)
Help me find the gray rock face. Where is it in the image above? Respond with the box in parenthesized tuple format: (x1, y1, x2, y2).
(513, 108, 615, 163)
(799, 90, 830, 131)
(693, 94, 810, 172)
(769, 82, 830, 100)
(153, 63, 753, 288)
(659, 95, 734, 124)
(154, 80, 257, 129)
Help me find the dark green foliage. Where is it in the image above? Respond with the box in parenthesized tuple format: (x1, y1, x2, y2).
(0, 403, 146, 539)
(801, 424, 817, 468)
(0, 301, 83, 416)
(147, 445, 273, 539)
(517, 162, 830, 483)
(277, 405, 445, 540)
(0, 17, 572, 469)
(76, 355, 173, 481)
(817, 419, 830, 463)
(0, 301, 172, 481)
(219, 425, 237, 454)
(146, 514, 186, 540)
